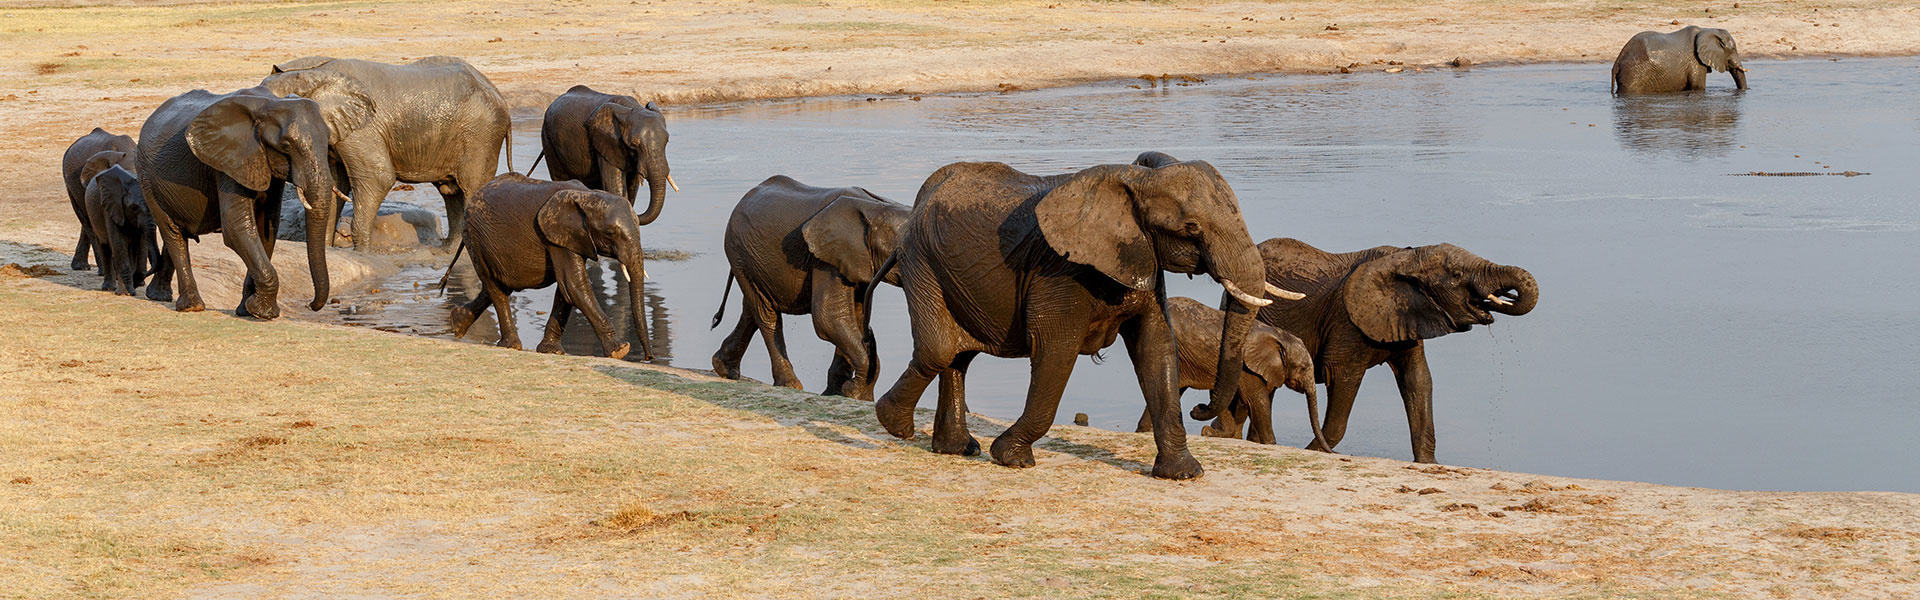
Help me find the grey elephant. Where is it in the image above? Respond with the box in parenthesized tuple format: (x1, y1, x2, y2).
(61, 128, 137, 271)
(870, 151, 1303, 479)
(82, 162, 161, 295)
(138, 87, 341, 318)
(533, 85, 675, 224)
(1133, 296, 1322, 446)
(448, 173, 650, 360)
(1612, 26, 1747, 94)
(1257, 238, 1538, 463)
(262, 56, 511, 251)
(709, 175, 910, 401)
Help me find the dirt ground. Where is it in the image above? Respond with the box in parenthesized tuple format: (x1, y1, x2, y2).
(3, 0, 1919, 598)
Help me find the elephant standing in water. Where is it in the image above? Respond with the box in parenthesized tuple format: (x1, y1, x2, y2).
(82, 164, 160, 296)
(61, 128, 137, 271)
(449, 174, 651, 360)
(1613, 26, 1747, 94)
(1256, 238, 1538, 463)
(871, 152, 1302, 479)
(535, 85, 674, 224)
(137, 87, 339, 318)
(261, 56, 511, 251)
(1133, 297, 1322, 446)
(710, 176, 910, 401)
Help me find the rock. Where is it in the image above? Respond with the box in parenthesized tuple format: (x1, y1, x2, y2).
(1447, 56, 1472, 69)
(278, 188, 442, 249)
(370, 213, 418, 248)
(1073, 413, 1089, 426)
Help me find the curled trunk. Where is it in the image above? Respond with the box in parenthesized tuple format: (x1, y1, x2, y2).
(635, 155, 668, 226)
(1487, 264, 1539, 316)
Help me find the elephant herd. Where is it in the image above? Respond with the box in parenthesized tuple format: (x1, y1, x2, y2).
(63, 25, 1754, 477)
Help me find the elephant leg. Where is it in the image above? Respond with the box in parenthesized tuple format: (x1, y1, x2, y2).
(1247, 383, 1277, 445)
(220, 187, 279, 319)
(91, 231, 115, 292)
(875, 287, 964, 440)
(1388, 345, 1437, 464)
(1123, 310, 1203, 480)
(711, 294, 756, 380)
(146, 199, 188, 307)
(553, 252, 628, 360)
(596, 157, 627, 202)
(1206, 389, 1247, 440)
(71, 198, 92, 270)
(344, 166, 396, 253)
(740, 283, 802, 389)
(450, 292, 491, 339)
(485, 281, 520, 350)
(535, 292, 574, 355)
(930, 351, 980, 455)
(445, 160, 496, 251)
(1309, 365, 1366, 453)
(811, 274, 873, 400)
(988, 329, 1082, 469)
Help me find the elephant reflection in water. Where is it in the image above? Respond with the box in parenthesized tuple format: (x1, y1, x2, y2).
(1611, 94, 1743, 158)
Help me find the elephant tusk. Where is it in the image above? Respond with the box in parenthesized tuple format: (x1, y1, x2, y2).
(666, 175, 680, 193)
(333, 188, 352, 206)
(1487, 293, 1514, 307)
(296, 192, 312, 212)
(1223, 279, 1274, 308)
(1263, 281, 1306, 301)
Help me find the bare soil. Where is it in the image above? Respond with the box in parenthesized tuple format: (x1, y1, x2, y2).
(3, 1, 1918, 598)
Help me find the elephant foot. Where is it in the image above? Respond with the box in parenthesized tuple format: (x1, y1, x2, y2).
(1305, 439, 1335, 453)
(1189, 403, 1220, 421)
(774, 378, 806, 391)
(931, 432, 979, 456)
(988, 435, 1036, 468)
(111, 286, 133, 297)
(873, 396, 918, 440)
(605, 342, 630, 360)
(1151, 451, 1204, 480)
(710, 356, 741, 380)
(238, 295, 280, 320)
(1199, 422, 1239, 439)
(147, 285, 173, 303)
(71, 259, 91, 271)
(449, 307, 477, 338)
(173, 295, 204, 312)
(535, 340, 565, 355)
(495, 336, 523, 351)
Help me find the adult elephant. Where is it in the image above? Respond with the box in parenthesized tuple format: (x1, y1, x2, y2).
(1256, 238, 1538, 463)
(448, 174, 651, 360)
(535, 85, 674, 224)
(1612, 26, 1747, 94)
(1132, 296, 1321, 447)
(871, 151, 1303, 480)
(138, 87, 339, 318)
(61, 128, 137, 271)
(261, 56, 511, 251)
(709, 175, 910, 401)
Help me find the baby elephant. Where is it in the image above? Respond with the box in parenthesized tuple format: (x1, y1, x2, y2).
(711, 175, 910, 401)
(1613, 25, 1746, 93)
(82, 160, 161, 295)
(448, 173, 651, 359)
(61, 128, 137, 271)
(1135, 297, 1324, 446)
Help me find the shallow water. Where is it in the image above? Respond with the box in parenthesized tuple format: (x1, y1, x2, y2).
(329, 58, 1920, 493)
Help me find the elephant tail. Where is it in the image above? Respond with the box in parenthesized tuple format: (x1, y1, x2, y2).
(710, 272, 734, 329)
(862, 253, 897, 317)
(528, 150, 545, 177)
(438, 237, 468, 297)
(1610, 61, 1620, 95)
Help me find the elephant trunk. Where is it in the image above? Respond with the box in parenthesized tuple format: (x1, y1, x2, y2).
(1486, 264, 1539, 316)
(1208, 245, 1270, 422)
(619, 243, 652, 360)
(635, 154, 669, 226)
(1730, 59, 1748, 90)
(1302, 381, 1327, 453)
(294, 149, 335, 311)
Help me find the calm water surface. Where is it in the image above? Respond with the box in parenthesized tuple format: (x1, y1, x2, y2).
(334, 58, 1920, 493)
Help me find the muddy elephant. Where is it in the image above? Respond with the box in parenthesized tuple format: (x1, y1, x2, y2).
(535, 85, 674, 224)
(1132, 296, 1322, 446)
(870, 151, 1303, 479)
(262, 56, 511, 251)
(709, 175, 910, 401)
(1257, 238, 1538, 463)
(448, 173, 650, 360)
(61, 128, 137, 271)
(1612, 26, 1747, 94)
(138, 87, 340, 318)
(82, 163, 161, 296)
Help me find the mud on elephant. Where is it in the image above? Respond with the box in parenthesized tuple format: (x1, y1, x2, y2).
(448, 174, 652, 360)
(1257, 238, 1538, 463)
(1612, 26, 1747, 94)
(871, 151, 1303, 480)
(1133, 296, 1322, 447)
(710, 175, 910, 401)
(536, 85, 674, 224)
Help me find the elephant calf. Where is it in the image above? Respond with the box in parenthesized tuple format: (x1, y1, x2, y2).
(1133, 297, 1322, 446)
(710, 175, 910, 401)
(449, 173, 651, 360)
(61, 128, 137, 271)
(1613, 25, 1746, 93)
(536, 85, 675, 226)
(82, 162, 161, 296)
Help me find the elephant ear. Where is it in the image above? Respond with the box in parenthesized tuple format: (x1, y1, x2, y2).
(79, 151, 127, 186)
(1344, 248, 1455, 343)
(187, 96, 272, 191)
(1243, 328, 1292, 387)
(260, 69, 373, 142)
(801, 194, 883, 284)
(537, 189, 607, 257)
(1695, 30, 1732, 72)
(588, 103, 628, 158)
(270, 56, 335, 74)
(1034, 165, 1156, 290)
